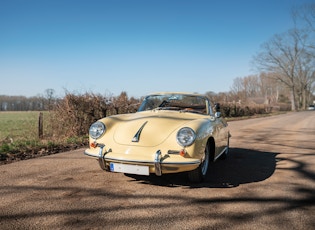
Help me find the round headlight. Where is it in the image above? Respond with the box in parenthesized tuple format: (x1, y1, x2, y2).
(89, 122, 106, 139)
(176, 127, 196, 147)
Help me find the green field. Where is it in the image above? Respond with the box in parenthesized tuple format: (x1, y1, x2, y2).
(0, 111, 86, 160)
(0, 111, 47, 141)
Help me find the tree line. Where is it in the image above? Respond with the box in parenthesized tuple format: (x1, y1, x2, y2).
(0, 95, 48, 111)
(207, 4, 315, 110)
(252, 4, 315, 110)
(0, 89, 57, 111)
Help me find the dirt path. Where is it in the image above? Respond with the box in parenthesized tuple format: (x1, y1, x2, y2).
(0, 111, 314, 229)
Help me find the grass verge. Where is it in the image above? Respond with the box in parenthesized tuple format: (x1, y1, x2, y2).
(0, 111, 87, 165)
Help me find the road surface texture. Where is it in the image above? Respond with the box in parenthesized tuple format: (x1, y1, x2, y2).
(0, 111, 314, 229)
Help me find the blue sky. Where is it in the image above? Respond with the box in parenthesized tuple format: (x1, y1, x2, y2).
(0, 0, 314, 98)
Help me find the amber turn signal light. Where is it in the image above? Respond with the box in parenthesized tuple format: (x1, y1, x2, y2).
(90, 142, 98, 148)
(179, 149, 186, 157)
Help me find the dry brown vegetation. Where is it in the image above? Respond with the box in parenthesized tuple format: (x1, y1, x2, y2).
(50, 92, 140, 139)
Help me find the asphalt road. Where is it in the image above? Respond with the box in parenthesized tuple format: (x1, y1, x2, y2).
(0, 111, 314, 229)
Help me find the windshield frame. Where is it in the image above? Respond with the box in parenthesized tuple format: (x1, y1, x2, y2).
(138, 93, 211, 115)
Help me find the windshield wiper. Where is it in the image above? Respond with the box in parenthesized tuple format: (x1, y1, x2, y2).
(157, 100, 169, 108)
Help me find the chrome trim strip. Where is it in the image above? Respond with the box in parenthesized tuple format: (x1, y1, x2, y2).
(214, 147, 228, 161)
(132, 121, 148, 142)
(104, 157, 201, 165)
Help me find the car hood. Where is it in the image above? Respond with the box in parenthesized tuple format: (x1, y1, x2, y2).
(111, 111, 197, 147)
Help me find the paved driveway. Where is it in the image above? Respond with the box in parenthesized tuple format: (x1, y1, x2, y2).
(0, 111, 314, 229)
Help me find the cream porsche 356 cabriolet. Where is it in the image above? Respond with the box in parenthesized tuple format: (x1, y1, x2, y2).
(84, 92, 230, 183)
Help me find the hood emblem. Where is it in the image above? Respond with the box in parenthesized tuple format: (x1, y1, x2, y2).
(132, 121, 148, 142)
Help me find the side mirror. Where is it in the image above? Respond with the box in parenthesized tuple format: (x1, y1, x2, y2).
(215, 112, 221, 118)
(214, 103, 221, 112)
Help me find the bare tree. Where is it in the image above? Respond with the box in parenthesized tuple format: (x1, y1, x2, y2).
(253, 28, 315, 110)
(252, 3, 315, 110)
(44, 88, 55, 110)
(292, 3, 315, 36)
(293, 3, 315, 107)
(230, 77, 245, 103)
(230, 75, 263, 103)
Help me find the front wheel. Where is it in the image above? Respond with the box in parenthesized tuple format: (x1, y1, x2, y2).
(188, 143, 210, 183)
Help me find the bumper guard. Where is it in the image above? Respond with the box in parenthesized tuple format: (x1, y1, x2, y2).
(154, 150, 162, 176)
(97, 144, 107, 170)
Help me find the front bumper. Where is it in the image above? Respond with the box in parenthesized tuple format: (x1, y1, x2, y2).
(84, 146, 200, 176)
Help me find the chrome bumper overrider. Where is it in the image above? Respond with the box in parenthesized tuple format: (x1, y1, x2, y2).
(154, 150, 162, 176)
(97, 144, 107, 170)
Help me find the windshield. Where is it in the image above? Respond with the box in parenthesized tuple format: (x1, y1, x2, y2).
(138, 94, 208, 115)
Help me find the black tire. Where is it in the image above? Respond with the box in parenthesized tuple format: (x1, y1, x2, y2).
(188, 142, 210, 183)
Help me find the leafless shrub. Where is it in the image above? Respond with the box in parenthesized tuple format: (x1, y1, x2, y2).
(221, 104, 273, 117)
(50, 92, 140, 139)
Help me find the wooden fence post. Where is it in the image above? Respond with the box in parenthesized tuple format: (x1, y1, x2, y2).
(38, 112, 43, 139)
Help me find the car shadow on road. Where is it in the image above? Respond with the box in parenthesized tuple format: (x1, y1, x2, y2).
(125, 148, 278, 188)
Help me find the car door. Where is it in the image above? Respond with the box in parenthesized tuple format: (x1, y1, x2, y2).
(213, 115, 228, 159)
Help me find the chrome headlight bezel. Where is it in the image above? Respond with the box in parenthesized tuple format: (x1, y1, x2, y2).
(89, 122, 106, 139)
(176, 127, 196, 147)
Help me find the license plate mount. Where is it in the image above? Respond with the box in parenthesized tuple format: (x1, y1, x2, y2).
(110, 162, 149, 176)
